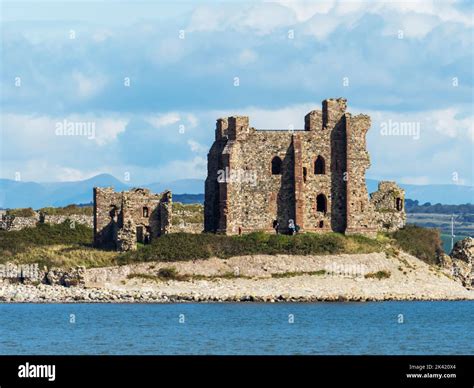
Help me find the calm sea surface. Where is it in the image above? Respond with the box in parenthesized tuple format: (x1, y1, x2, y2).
(0, 301, 472, 355)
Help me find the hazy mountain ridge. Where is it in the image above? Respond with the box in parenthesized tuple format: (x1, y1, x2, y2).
(0, 174, 471, 209)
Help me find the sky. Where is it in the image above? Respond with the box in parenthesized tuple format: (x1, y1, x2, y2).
(0, 0, 473, 187)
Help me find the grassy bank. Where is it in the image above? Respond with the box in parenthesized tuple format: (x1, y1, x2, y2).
(0, 221, 105, 268)
(118, 232, 384, 265)
(391, 225, 443, 265)
(0, 222, 445, 269)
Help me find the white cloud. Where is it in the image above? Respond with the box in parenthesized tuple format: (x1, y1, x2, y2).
(187, 5, 235, 32)
(72, 71, 107, 99)
(365, 106, 474, 142)
(146, 112, 181, 128)
(92, 29, 113, 43)
(186, 114, 199, 129)
(93, 117, 128, 145)
(276, 0, 336, 20)
(238, 49, 258, 65)
(156, 156, 207, 180)
(429, 108, 474, 141)
(186, 0, 473, 40)
(1, 113, 128, 150)
(187, 139, 208, 153)
(0, 159, 105, 182)
(209, 102, 316, 129)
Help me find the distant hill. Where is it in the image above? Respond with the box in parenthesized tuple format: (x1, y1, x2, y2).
(0, 174, 471, 209)
(146, 179, 203, 195)
(366, 179, 473, 205)
(0, 174, 129, 209)
(0, 174, 204, 209)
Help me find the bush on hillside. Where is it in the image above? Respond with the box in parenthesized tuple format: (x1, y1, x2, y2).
(391, 225, 443, 265)
(117, 231, 383, 265)
(0, 221, 93, 256)
(5, 208, 36, 217)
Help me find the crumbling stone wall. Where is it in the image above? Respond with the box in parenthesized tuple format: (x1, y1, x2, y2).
(93, 187, 172, 251)
(171, 203, 203, 234)
(41, 214, 93, 228)
(1, 215, 39, 231)
(0, 213, 93, 231)
(205, 98, 406, 236)
(370, 181, 406, 232)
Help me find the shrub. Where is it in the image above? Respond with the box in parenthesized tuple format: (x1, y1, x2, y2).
(39, 204, 93, 216)
(6, 208, 36, 217)
(272, 270, 326, 278)
(117, 231, 383, 265)
(364, 270, 391, 280)
(0, 221, 93, 257)
(127, 267, 186, 282)
(391, 225, 443, 265)
(157, 267, 180, 280)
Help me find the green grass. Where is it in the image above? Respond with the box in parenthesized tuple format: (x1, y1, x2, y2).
(127, 267, 188, 281)
(5, 208, 36, 217)
(272, 269, 326, 278)
(39, 204, 93, 216)
(0, 220, 447, 271)
(0, 222, 99, 268)
(117, 231, 384, 265)
(0, 221, 92, 255)
(390, 225, 443, 265)
(364, 270, 391, 280)
(0, 244, 118, 269)
(172, 202, 204, 224)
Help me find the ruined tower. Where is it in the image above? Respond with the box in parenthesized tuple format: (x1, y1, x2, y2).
(93, 187, 172, 251)
(204, 98, 405, 236)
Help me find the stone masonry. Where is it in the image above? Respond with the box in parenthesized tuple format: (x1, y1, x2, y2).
(205, 98, 405, 236)
(93, 187, 172, 251)
(0, 212, 93, 231)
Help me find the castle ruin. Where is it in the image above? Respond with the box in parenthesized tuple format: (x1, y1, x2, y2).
(93, 187, 172, 251)
(205, 98, 405, 236)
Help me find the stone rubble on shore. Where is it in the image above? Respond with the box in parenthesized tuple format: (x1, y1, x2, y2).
(0, 249, 473, 303)
(0, 282, 472, 303)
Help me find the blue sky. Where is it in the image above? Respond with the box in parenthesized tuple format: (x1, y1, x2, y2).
(1, 0, 473, 187)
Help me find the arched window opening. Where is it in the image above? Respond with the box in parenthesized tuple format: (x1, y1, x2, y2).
(316, 194, 327, 214)
(143, 207, 149, 217)
(271, 156, 282, 175)
(319, 220, 324, 228)
(314, 156, 325, 175)
(396, 197, 403, 211)
(303, 167, 307, 182)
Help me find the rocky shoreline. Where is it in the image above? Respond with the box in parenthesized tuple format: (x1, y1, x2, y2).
(2, 238, 473, 303)
(1, 282, 473, 303)
(1, 248, 473, 303)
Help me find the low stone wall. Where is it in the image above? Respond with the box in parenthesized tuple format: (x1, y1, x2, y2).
(373, 210, 406, 232)
(42, 214, 93, 228)
(5, 216, 39, 231)
(0, 213, 93, 231)
(172, 222, 203, 234)
(0, 263, 85, 287)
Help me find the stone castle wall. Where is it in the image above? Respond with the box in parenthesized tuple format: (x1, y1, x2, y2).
(205, 98, 406, 236)
(93, 187, 172, 251)
(0, 213, 93, 231)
